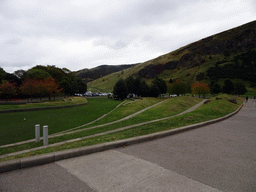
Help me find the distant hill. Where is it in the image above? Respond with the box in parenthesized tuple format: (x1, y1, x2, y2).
(75, 64, 137, 83)
(88, 21, 256, 92)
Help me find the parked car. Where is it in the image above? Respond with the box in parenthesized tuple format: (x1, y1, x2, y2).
(169, 94, 177, 97)
(84, 91, 92, 97)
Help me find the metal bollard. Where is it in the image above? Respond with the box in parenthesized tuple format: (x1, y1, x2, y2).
(43, 125, 48, 146)
(35, 124, 40, 142)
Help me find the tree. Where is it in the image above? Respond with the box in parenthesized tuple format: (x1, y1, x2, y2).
(125, 76, 136, 94)
(14, 69, 25, 79)
(5, 73, 22, 86)
(0, 81, 17, 100)
(0, 67, 6, 84)
(113, 79, 128, 100)
(31, 65, 66, 83)
(133, 78, 142, 96)
(196, 72, 205, 81)
(169, 79, 187, 96)
(59, 76, 73, 96)
(222, 79, 234, 94)
(191, 81, 210, 98)
(59, 75, 87, 96)
(62, 68, 71, 74)
(43, 78, 62, 100)
(75, 78, 87, 94)
(149, 84, 160, 97)
(210, 81, 221, 95)
(139, 80, 150, 97)
(20, 79, 38, 101)
(151, 77, 167, 96)
(234, 81, 247, 95)
(24, 68, 51, 80)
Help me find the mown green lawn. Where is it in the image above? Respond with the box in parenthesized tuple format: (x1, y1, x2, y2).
(0, 98, 122, 145)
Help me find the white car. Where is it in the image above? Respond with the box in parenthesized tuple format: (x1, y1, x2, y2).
(169, 94, 177, 97)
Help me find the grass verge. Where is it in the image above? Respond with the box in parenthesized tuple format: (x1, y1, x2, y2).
(0, 95, 244, 162)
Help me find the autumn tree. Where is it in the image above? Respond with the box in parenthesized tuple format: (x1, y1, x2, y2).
(19, 79, 38, 101)
(19, 78, 62, 101)
(191, 81, 210, 98)
(43, 78, 62, 100)
(0, 81, 17, 100)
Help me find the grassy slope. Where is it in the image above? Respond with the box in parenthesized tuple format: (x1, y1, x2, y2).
(89, 51, 238, 92)
(0, 94, 244, 162)
(82, 97, 166, 127)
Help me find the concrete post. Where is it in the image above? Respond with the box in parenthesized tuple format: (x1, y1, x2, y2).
(43, 125, 48, 146)
(35, 124, 40, 142)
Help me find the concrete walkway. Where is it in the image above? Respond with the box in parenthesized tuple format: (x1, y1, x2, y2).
(1, 99, 254, 191)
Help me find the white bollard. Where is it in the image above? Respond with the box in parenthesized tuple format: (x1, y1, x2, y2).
(35, 124, 40, 142)
(43, 125, 48, 146)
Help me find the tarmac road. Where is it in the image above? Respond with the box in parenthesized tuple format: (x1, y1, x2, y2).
(0, 99, 255, 192)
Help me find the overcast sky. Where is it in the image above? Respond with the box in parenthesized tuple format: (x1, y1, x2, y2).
(0, 0, 255, 73)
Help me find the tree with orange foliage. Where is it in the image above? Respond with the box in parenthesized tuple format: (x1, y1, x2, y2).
(19, 79, 38, 101)
(0, 81, 17, 101)
(20, 78, 62, 101)
(43, 77, 62, 100)
(191, 81, 210, 98)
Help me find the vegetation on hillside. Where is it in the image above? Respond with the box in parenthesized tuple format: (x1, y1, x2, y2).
(113, 76, 167, 99)
(76, 64, 137, 83)
(89, 21, 256, 93)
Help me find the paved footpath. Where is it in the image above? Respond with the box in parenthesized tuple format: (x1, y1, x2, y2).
(1, 99, 255, 191)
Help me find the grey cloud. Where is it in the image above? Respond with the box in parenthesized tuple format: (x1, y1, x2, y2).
(93, 38, 130, 50)
(0, 0, 255, 73)
(112, 40, 128, 49)
(4, 38, 22, 45)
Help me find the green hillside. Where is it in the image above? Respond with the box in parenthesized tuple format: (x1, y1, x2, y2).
(88, 21, 256, 92)
(76, 64, 137, 83)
